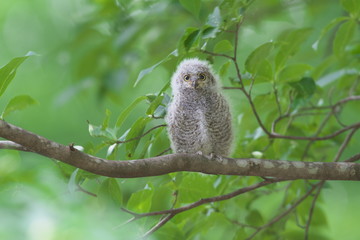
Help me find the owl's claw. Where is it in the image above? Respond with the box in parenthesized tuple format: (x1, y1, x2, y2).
(204, 152, 219, 160)
(195, 151, 214, 160)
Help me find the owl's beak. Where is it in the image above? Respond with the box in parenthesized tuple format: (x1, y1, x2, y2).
(191, 80, 199, 89)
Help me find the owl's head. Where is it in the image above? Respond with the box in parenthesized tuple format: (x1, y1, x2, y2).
(171, 58, 219, 94)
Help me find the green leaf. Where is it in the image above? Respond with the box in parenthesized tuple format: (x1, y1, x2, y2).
(207, 6, 221, 27)
(317, 68, 359, 87)
(1, 95, 38, 119)
(88, 123, 117, 140)
(312, 16, 349, 51)
(219, 0, 245, 29)
(201, 26, 219, 39)
(0, 53, 34, 98)
(179, 0, 201, 18)
(135, 67, 157, 87)
(177, 173, 217, 203)
(115, 96, 147, 128)
(281, 28, 313, 54)
(245, 42, 274, 74)
(341, 0, 360, 16)
(153, 93, 170, 119)
(289, 77, 316, 97)
(98, 178, 122, 206)
(184, 29, 200, 51)
(257, 59, 273, 80)
(245, 209, 264, 226)
(68, 168, 80, 194)
(178, 27, 201, 54)
(214, 40, 234, 53)
(233, 228, 247, 239)
(146, 95, 164, 116)
(150, 184, 174, 211)
(219, 60, 232, 78)
(102, 109, 111, 130)
(106, 143, 118, 160)
(159, 81, 171, 95)
(146, 82, 170, 117)
(248, 82, 272, 96)
(156, 221, 185, 240)
(202, 7, 222, 39)
(127, 185, 154, 212)
(311, 207, 328, 227)
(275, 28, 312, 70)
(134, 50, 177, 87)
(125, 117, 152, 158)
(289, 77, 316, 108)
(278, 64, 313, 82)
(333, 20, 356, 58)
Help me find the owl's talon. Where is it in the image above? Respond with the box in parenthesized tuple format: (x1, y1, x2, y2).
(210, 153, 225, 162)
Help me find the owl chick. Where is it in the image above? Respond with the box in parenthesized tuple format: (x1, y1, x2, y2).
(165, 58, 233, 157)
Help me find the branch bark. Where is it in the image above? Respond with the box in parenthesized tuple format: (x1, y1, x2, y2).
(0, 120, 360, 180)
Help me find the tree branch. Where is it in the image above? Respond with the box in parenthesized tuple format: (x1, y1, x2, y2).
(304, 181, 325, 240)
(1, 120, 360, 180)
(120, 180, 279, 237)
(224, 85, 360, 141)
(0, 140, 31, 152)
(115, 124, 166, 144)
(246, 181, 321, 239)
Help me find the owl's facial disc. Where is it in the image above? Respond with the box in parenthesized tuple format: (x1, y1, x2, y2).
(183, 73, 207, 89)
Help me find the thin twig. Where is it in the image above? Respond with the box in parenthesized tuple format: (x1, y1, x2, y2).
(76, 183, 97, 197)
(273, 83, 282, 116)
(227, 217, 259, 230)
(244, 91, 273, 136)
(246, 182, 321, 240)
(305, 127, 358, 238)
(301, 111, 333, 161)
(223, 86, 242, 90)
(120, 180, 283, 237)
(115, 124, 166, 144)
(122, 180, 281, 218)
(156, 147, 171, 156)
(142, 214, 175, 238)
(293, 209, 306, 229)
(345, 153, 360, 162)
(0, 141, 31, 152)
(332, 109, 347, 128)
(334, 128, 358, 162)
(112, 217, 137, 230)
(233, 20, 244, 85)
(200, 50, 234, 60)
(270, 121, 360, 141)
(349, 78, 359, 96)
(304, 181, 325, 240)
(271, 91, 294, 133)
(299, 95, 360, 112)
(248, 76, 256, 97)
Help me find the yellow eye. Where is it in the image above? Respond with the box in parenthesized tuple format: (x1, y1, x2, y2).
(184, 74, 190, 81)
(199, 73, 206, 80)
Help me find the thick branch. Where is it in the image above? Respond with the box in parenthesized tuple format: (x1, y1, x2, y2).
(0, 120, 360, 180)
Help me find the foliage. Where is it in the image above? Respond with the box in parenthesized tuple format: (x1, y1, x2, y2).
(0, 0, 360, 240)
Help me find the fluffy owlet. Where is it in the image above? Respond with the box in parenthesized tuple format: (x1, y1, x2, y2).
(165, 58, 233, 157)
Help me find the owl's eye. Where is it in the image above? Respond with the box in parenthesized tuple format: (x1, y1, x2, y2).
(199, 73, 206, 80)
(183, 74, 190, 81)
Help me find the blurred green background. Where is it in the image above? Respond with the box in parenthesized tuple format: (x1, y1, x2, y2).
(0, 0, 359, 239)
